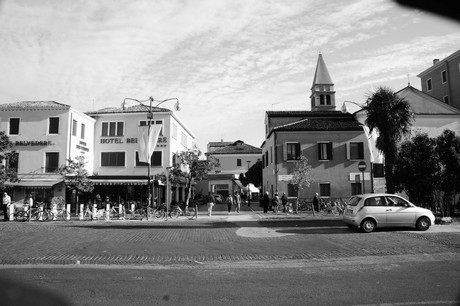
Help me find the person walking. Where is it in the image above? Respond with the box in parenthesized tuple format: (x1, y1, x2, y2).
(272, 192, 280, 213)
(281, 192, 288, 213)
(226, 194, 233, 213)
(2, 192, 11, 221)
(206, 194, 215, 216)
(234, 191, 241, 213)
(263, 191, 270, 213)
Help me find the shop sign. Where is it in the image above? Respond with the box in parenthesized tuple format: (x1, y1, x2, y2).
(15, 140, 53, 146)
(99, 137, 168, 144)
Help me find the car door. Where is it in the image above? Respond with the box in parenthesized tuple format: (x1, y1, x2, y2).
(384, 196, 416, 226)
(363, 196, 387, 226)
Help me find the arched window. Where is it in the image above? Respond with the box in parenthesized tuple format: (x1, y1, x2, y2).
(320, 95, 324, 105)
(326, 95, 331, 105)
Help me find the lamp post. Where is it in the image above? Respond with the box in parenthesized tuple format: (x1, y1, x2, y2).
(122, 96, 181, 220)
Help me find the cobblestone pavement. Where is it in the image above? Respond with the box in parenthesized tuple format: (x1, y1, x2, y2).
(0, 205, 459, 266)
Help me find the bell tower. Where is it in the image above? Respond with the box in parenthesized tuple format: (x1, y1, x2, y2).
(310, 53, 336, 111)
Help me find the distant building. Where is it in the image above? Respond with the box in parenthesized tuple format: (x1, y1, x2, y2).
(417, 49, 460, 110)
(204, 140, 261, 198)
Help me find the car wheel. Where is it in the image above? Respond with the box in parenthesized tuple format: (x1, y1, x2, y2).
(361, 219, 376, 233)
(416, 216, 430, 231)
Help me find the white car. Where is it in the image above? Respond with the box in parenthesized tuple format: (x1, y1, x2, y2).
(343, 193, 435, 233)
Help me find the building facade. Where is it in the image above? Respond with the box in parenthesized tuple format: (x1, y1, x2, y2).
(417, 49, 460, 110)
(0, 101, 95, 207)
(262, 54, 375, 201)
(0, 100, 195, 211)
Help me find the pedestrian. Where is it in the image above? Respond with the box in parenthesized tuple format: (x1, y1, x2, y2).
(26, 193, 33, 208)
(226, 194, 233, 213)
(95, 194, 102, 209)
(263, 191, 270, 213)
(103, 196, 110, 210)
(281, 192, 288, 213)
(247, 192, 251, 207)
(234, 191, 241, 213)
(272, 192, 280, 213)
(313, 193, 320, 212)
(206, 194, 215, 216)
(2, 192, 11, 221)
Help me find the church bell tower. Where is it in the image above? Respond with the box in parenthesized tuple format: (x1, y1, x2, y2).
(310, 53, 336, 111)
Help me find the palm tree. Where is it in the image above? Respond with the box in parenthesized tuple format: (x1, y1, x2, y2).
(362, 86, 414, 194)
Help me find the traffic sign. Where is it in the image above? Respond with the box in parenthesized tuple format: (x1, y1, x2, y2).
(358, 161, 367, 171)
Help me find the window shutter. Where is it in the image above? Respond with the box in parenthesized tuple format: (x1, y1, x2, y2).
(317, 143, 321, 160)
(295, 143, 300, 159)
(327, 142, 333, 160)
(283, 143, 287, 161)
(346, 142, 350, 160)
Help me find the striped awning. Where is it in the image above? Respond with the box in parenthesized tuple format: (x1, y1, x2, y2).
(91, 179, 148, 186)
(4, 180, 63, 189)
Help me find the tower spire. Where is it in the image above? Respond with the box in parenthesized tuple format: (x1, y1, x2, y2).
(310, 53, 336, 111)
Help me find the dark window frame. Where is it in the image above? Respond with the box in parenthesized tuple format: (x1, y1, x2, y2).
(9, 118, 20, 135)
(101, 152, 125, 167)
(45, 152, 59, 173)
(49, 117, 59, 134)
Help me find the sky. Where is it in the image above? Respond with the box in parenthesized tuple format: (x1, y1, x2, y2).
(0, 0, 459, 152)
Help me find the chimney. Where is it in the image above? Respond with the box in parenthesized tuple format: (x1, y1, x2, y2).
(433, 59, 439, 65)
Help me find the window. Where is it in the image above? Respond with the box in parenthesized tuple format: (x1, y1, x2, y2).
(102, 122, 124, 137)
(427, 78, 432, 91)
(318, 142, 332, 161)
(326, 95, 331, 105)
(237, 159, 242, 166)
(443, 96, 449, 104)
(285, 143, 300, 160)
(265, 151, 269, 167)
(181, 131, 187, 147)
(288, 183, 297, 198)
(135, 151, 162, 167)
(348, 142, 364, 160)
(351, 183, 361, 195)
(320, 95, 325, 105)
(45, 152, 59, 173)
(81, 124, 86, 139)
(139, 120, 163, 136)
(49, 117, 59, 134)
(9, 118, 20, 135)
(319, 183, 331, 197)
(373, 164, 384, 178)
(172, 123, 177, 139)
(441, 70, 447, 83)
(101, 152, 125, 167)
(72, 120, 77, 136)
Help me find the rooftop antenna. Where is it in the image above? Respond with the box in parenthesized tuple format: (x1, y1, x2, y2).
(407, 73, 411, 86)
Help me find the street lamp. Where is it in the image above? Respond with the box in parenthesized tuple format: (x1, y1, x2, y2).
(341, 100, 366, 114)
(122, 96, 181, 220)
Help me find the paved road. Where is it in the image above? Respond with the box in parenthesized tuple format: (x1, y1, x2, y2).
(0, 204, 459, 266)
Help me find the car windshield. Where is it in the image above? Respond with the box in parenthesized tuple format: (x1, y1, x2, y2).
(347, 196, 362, 207)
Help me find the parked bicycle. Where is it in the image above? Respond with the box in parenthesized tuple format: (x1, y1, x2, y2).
(82, 205, 105, 221)
(46, 206, 71, 221)
(14, 205, 46, 222)
(320, 201, 340, 216)
(169, 203, 197, 220)
(292, 199, 315, 214)
(124, 205, 154, 220)
(153, 203, 170, 219)
(108, 205, 125, 220)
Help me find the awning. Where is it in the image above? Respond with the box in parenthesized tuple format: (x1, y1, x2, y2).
(4, 180, 63, 189)
(91, 179, 148, 186)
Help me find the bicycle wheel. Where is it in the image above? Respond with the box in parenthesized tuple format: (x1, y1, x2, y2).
(133, 209, 144, 220)
(320, 209, 328, 216)
(169, 209, 180, 219)
(186, 207, 196, 220)
(153, 209, 164, 219)
(61, 210, 70, 221)
(332, 207, 340, 216)
(15, 211, 28, 222)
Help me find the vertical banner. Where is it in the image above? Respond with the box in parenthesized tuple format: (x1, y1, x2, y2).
(138, 125, 162, 163)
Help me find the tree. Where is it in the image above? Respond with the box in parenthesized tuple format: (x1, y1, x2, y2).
(0, 131, 18, 189)
(435, 129, 460, 216)
(394, 133, 438, 209)
(169, 146, 218, 206)
(245, 160, 262, 188)
(289, 155, 315, 215)
(57, 156, 94, 206)
(362, 86, 414, 193)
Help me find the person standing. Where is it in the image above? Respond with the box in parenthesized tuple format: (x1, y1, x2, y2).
(206, 194, 215, 216)
(272, 192, 280, 213)
(313, 193, 320, 212)
(3, 192, 11, 221)
(234, 191, 241, 213)
(281, 192, 288, 213)
(263, 191, 270, 213)
(226, 194, 233, 213)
